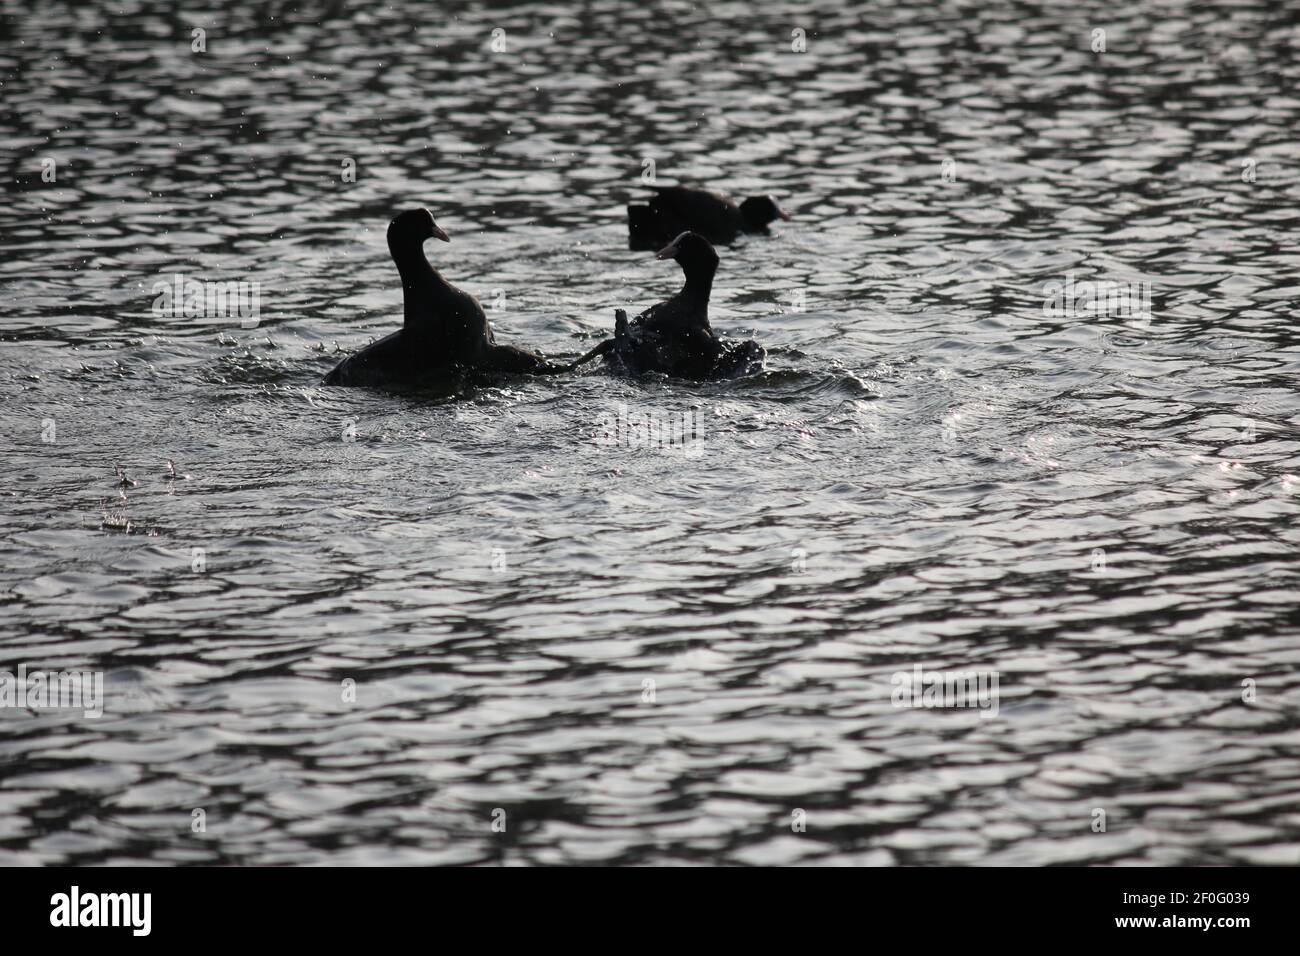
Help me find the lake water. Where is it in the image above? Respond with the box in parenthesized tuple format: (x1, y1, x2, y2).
(1, 0, 1299, 865)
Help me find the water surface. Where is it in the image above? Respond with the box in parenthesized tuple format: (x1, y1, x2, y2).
(1, 0, 1299, 865)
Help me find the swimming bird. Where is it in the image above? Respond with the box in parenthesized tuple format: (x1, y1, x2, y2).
(627, 186, 791, 249)
(570, 231, 764, 380)
(322, 209, 564, 387)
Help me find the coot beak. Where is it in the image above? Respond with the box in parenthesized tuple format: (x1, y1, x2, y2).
(777, 204, 793, 221)
(431, 225, 451, 242)
(655, 242, 677, 260)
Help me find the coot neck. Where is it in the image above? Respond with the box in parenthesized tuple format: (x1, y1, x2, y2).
(389, 235, 444, 331)
(680, 260, 716, 304)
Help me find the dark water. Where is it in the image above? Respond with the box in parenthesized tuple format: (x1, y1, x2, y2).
(2, 0, 1299, 865)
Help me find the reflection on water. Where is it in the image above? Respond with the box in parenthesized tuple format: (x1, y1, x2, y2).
(1, 0, 1299, 865)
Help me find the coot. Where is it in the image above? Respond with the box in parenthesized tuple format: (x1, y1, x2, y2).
(627, 186, 791, 248)
(322, 209, 563, 387)
(571, 231, 765, 380)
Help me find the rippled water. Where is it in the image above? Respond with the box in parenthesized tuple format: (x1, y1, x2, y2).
(2, 0, 1300, 865)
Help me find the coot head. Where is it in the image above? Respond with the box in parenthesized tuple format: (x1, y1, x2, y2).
(388, 207, 451, 244)
(739, 195, 792, 229)
(656, 231, 719, 272)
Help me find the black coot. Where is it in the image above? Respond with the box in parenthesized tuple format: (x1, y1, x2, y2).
(322, 209, 563, 387)
(571, 231, 765, 380)
(627, 186, 791, 249)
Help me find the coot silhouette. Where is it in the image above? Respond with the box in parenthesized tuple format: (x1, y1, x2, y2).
(627, 186, 791, 249)
(322, 209, 563, 387)
(570, 231, 765, 380)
